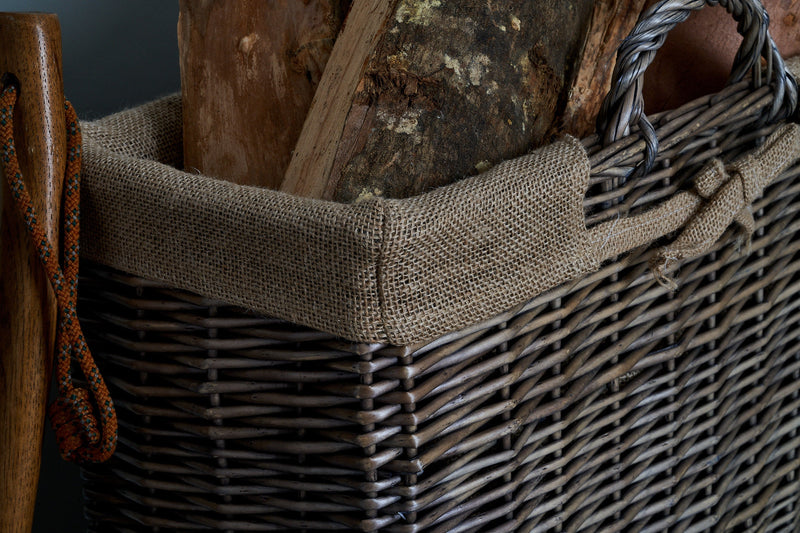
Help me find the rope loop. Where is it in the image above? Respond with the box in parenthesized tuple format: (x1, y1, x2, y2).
(0, 80, 117, 463)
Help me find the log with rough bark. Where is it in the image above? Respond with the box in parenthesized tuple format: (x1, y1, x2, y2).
(178, 0, 349, 187)
(281, 0, 596, 202)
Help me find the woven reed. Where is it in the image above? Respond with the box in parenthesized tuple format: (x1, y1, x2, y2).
(598, 0, 796, 173)
(77, 68, 800, 530)
(75, 0, 800, 529)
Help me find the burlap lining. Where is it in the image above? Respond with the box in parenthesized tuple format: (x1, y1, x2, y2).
(80, 96, 800, 345)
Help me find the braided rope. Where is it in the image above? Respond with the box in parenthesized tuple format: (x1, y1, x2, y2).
(598, 0, 798, 175)
(0, 82, 117, 463)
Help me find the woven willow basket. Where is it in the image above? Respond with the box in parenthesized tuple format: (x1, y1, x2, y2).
(76, 1, 800, 531)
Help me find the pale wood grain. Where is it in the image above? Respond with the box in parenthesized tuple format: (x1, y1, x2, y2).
(280, 0, 398, 199)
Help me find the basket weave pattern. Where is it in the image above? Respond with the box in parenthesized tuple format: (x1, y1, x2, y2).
(78, 76, 800, 530)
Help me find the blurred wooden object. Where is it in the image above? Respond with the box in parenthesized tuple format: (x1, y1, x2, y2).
(282, 0, 596, 201)
(644, 0, 800, 113)
(561, 0, 649, 138)
(178, 0, 349, 187)
(0, 12, 66, 533)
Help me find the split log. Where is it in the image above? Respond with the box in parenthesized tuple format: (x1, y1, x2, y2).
(178, 0, 349, 187)
(560, 0, 649, 138)
(281, 0, 596, 202)
(276, 0, 397, 200)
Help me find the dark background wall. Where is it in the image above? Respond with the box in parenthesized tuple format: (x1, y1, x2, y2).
(0, 2, 180, 531)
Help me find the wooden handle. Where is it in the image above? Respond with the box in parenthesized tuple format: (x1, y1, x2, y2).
(0, 12, 66, 533)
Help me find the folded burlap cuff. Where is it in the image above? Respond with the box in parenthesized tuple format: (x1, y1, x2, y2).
(585, 124, 800, 288)
(81, 96, 594, 345)
(651, 124, 800, 286)
(79, 96, 800, 345)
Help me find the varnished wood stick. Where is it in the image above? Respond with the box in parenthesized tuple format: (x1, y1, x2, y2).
(0, 13, 66, 533)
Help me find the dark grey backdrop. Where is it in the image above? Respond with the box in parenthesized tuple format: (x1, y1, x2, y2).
(0, 2, 180, 531)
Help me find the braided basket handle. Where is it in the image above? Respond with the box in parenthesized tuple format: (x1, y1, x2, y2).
(597, 0, 798, 174)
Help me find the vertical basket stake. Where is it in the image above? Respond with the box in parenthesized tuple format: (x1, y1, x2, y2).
(0, 12, 66, 533)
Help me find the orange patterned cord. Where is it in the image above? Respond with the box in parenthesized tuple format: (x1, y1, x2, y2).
(0, 80, 117, 463)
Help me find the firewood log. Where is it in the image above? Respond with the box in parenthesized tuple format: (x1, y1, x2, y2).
(560, 0, 649, 138)
(178, 0, 349, 187)
(281, 0, 597, 201)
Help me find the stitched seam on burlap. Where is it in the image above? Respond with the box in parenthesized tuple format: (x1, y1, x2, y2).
(375, 198, 391, 344)
(567, 136, 597, 273)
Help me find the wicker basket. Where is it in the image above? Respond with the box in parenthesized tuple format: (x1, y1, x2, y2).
(76, 1, 800, 531)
